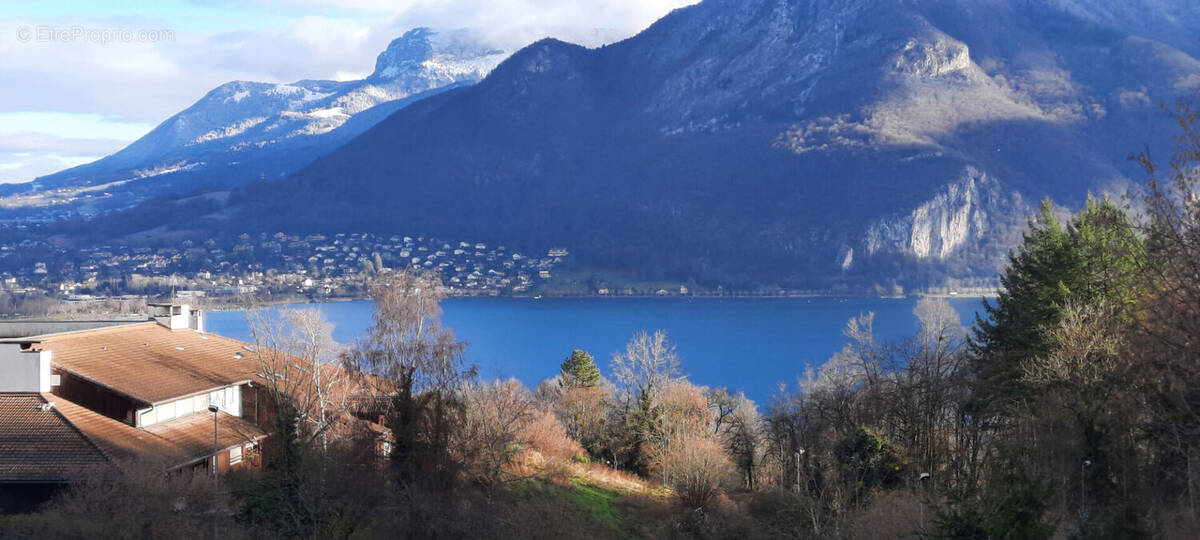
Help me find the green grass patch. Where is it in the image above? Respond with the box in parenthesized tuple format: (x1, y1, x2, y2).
(569, 480, 623, 533)
(497, 477, 627, 536)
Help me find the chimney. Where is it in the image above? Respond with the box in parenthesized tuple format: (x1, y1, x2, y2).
(189, 307, 205, 333)
(150, 303, 203, 331)
(0, 344, 53, 393)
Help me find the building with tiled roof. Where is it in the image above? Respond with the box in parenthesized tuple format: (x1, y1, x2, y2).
(51, 392, 265, 468)
(36, 321, 260, 426)
(0, 393, 109, 482)
(42, 321, 255, 404)
(0, 304, 269, 513)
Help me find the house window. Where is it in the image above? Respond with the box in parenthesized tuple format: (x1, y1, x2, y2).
(229, 445, 243, 465)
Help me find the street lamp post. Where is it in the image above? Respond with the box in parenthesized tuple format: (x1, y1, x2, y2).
(918, 472, 931, 530)
(208, 405, 219, 478)
(208, 404, 219, 540)
(1081, 459, 1092, 522)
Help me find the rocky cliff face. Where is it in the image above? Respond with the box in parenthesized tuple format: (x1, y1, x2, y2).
(863, 168, 1026, 262)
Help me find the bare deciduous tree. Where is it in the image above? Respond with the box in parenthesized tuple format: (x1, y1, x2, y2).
(246, 307, 347, 452)
(1024, 301, 1124, 393)
(558, 383, 612, 457)
(341, 270, 475, 530)
(648, 381, 710, 485)
(711, 388, 763, 489)
(344, 271, 471, 400)
(611, 330, 681, 403)
(459, 379, 538, 488)
(610, 330, 683, 474)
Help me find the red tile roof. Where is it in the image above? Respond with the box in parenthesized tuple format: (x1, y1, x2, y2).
(2, 321, 288, 482)
(0, 394, 108, 483)
(143, 408, 266, 466)
(48, 393, 266, 470)
(49, 394, 188, 466)
(34, 322, 259, 405)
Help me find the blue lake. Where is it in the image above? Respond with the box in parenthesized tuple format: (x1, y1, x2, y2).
(206, 297, 985, 404)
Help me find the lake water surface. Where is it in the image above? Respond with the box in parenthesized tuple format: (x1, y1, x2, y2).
(206, 297, 984, 404)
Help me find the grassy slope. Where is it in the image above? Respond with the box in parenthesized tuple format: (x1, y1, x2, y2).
(495, 457, 682, 539)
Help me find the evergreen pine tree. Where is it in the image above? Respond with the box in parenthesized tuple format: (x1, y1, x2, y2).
(971, 197, 1145, 408)
(559, 349, 601, 388)
(971, 199, 1079, 405)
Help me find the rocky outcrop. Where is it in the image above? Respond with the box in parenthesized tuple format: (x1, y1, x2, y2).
(863, 168, 1023, 261)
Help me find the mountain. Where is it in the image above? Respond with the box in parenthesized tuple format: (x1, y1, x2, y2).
(0, 28, 512, 219)
(229, 0, 1200, 291)
(134, 0, 1200, 290)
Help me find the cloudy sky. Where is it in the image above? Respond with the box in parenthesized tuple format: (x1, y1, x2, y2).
(0, 0, 698, 184)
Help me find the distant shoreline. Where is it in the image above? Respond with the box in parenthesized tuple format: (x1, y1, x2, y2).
(200, 291, 996, 313)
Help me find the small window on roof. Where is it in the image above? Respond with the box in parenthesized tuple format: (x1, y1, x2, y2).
(175, 346, 185, 351)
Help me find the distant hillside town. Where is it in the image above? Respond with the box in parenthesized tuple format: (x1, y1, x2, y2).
(0, 231, 569, 303)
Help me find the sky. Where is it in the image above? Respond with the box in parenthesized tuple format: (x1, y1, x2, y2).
(0, 0, 698, 184)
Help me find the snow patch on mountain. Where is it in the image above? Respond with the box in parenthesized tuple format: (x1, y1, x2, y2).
(190, 117, 268, 146)
(133, 161, 202, 179)
(25, 27, 517, 200)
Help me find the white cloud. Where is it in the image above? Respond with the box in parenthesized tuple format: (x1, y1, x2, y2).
(383, 0, 700, 48)
(0, 0, 698, 182)
(0, 113, 155, 141)
(0, 130, 127, 183)
(0, 153, 106, 184)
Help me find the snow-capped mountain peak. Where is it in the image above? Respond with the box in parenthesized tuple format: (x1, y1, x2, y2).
(13, 27, 517, 216)
(372, 28, 439, 80)
(370, 28, 510, 88)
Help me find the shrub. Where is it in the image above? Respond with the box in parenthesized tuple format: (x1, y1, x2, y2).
(13, 463, 233, 539)
(522, 406, 585, 462)
(849, 491, 923, 538)
(663, 435, 736, 509)
(461, 379, 536, 487)
(462, 379, 588, 487)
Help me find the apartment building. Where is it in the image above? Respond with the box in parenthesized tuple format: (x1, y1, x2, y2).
(0, 304, 268, 512)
